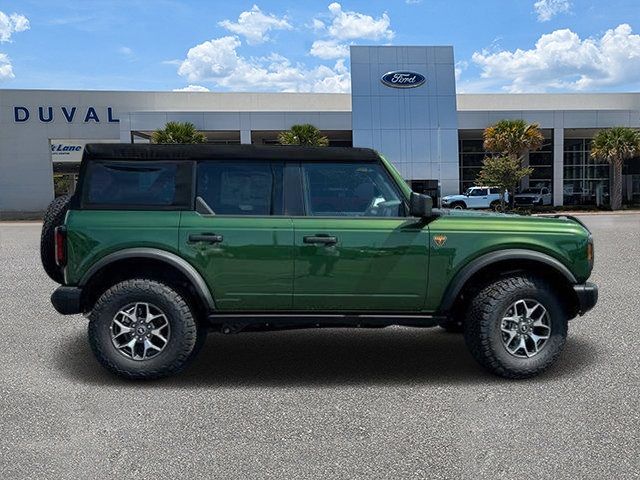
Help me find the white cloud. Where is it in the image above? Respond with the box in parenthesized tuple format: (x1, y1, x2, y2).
(455, 60, 468, 82)
(533, 0, 571, 22)
(0, 11, 29, 42)
(309, 39, 350, 60)
(324, 2, 393, 41)
(118, 46, 136, 60)
(0, 52, 14, 80)
(173, 85, 210, 92)
(177, 35, 350, 93)
(310, 18, 325, 32)
(0, 11, 28, 81)
(308, 3, 394, 59)
(218, 5, 291, 45)
(471, 24, 640, 92)
(405, 0, 423, 4)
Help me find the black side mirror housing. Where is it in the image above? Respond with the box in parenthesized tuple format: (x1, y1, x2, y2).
(409, 192, 433, 218)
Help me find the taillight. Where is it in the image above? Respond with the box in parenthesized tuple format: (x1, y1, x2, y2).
(54, 226, 67, 267)
(587, 235, 594, 270)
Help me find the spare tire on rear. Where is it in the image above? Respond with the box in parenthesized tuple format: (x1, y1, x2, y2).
(40, 195, 70, 284)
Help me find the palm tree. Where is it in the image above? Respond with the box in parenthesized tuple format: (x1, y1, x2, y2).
(278, 124, 329, 147)
(483, 119, 544, 207)
(483, 119, 545, 160)
(151, 121, 207, 144)
(590, 127, 640, 210)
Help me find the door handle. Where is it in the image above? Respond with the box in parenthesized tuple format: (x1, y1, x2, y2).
(188, 233, 223, 244)
(303, 234, 337, 245)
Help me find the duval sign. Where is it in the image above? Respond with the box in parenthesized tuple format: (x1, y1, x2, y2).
(13, 106, 119, 123)
(380, 71, 426, 89)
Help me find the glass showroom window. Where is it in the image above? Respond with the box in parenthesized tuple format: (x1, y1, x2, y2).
(459, 139, 488, 193)
(459, 134, 553, 193)
(563, 139, 610, 206)
(528, 137, 554, 190)
(631, 174, 640, 204)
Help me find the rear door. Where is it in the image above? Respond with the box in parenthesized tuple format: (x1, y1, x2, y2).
(292, 161, 430, 311)
(179, 160, 294, 311)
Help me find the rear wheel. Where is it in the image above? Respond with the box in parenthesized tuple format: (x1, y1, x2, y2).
(490, 200, 503, 212)
(464, 275, 568, 379)
(88, 279, 206, 380)
(40, 195, 70, 283)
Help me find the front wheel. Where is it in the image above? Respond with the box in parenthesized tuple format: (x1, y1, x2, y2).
(464, 275, 568, 379)
(88, 279, 206, 380)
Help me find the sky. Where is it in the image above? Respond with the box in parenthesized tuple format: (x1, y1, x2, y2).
(0, 0, 639, 93)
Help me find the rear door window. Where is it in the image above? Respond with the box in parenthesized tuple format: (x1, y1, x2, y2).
(82, 161, 192, 209)
(301, 162, 405, 217)
(196, 161, 283, 215)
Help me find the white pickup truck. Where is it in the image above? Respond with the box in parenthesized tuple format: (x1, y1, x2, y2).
(441, 186, 506, 210)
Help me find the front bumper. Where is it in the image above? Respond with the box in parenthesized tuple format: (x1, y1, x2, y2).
(573, 282, 598, 315)
(51, 286, 82, 315)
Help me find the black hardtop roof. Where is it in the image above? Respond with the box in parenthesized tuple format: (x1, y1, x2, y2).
(83, 143, 381, 162)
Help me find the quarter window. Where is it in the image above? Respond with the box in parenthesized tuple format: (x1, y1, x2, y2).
(197, 161, 282, 215)
(301, 162, 405, 217)
(82, 161, 191, 208)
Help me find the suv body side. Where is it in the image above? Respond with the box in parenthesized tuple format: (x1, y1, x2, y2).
(60, 146, 593, 320)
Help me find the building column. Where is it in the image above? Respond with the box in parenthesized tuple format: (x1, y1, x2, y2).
(240, 129, 251, 145)
(521, 152, 530, 189)
(553, 127, 564, 206)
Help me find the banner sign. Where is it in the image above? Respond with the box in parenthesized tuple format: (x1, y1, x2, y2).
(50, 139, 118, 163)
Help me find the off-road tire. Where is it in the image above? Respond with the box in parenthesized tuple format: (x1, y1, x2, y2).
(450, 201, 466, 210)
(490, 200, 503, 212)
(40, 195, 70, 283)
(88, 279, 204, 380)
(464, 275, 568, 379)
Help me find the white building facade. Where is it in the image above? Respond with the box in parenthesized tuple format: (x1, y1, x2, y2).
(1, 45, 639, 215)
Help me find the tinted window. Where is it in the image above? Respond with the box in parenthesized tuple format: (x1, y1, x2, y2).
(489, 188, 500, 194)
(197, 161, 282, 215)
(302, 162, 404, 217)
(468, 188, 487, 196)
(83, 161, 191, 208)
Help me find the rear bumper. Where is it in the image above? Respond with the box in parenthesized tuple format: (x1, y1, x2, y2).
(51, 286, 82, 315)
(573, 282, 598, 315)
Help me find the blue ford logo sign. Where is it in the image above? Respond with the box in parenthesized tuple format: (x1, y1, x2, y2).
(380, 71, 426, 89)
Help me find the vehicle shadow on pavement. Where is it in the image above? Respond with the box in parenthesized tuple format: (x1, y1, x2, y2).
(56, 326, 598, 387)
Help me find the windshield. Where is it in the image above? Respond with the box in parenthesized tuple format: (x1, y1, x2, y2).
(520, 188, 540, 194)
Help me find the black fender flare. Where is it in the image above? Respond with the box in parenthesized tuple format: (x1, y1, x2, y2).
(438, 248, 577, 313)
(79, 248, 216, 311)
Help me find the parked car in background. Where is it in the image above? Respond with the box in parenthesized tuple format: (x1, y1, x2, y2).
(441, 186, 506, 210)
(515, 187, 552, 206)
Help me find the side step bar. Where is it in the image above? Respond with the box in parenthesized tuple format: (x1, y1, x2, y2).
(206, 313, 445, 334)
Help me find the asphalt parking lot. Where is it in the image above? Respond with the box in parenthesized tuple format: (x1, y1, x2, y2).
(0, 214, 638, 479)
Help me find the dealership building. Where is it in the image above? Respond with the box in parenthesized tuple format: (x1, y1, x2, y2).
(1, 45, 639, 215)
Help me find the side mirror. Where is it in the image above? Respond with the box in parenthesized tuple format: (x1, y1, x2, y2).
(409, 192, 433, 218)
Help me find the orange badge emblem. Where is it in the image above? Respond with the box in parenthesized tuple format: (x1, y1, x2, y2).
(433, 234, 447, 247)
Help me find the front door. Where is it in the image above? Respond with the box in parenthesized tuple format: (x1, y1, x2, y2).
(466, 188, 488, 208)
(292, 161, 430, 311)
(179, 160, 293, 311)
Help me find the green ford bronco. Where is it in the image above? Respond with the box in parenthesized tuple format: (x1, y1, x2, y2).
(43, 144, 597, 380)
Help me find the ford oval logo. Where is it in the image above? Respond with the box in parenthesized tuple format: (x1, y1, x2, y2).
(380, 71, 426, 89)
